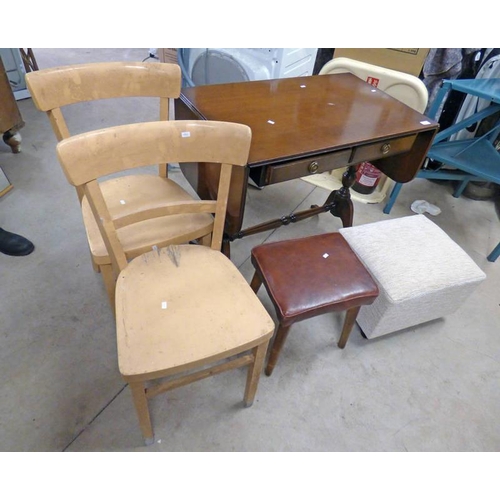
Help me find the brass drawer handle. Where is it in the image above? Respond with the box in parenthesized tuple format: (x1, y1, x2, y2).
(381, 143, 391, 154)
(308, 161, 319, 173)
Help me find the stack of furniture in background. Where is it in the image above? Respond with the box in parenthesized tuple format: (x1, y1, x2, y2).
(383, 78, 500, 262)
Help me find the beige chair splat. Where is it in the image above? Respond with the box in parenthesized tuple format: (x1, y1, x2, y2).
(26, 61, 180, 177)
(56, 120, 274, 445)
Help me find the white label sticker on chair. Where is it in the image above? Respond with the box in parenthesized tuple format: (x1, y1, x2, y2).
(120, 200, 126, 205)
(181, 131, 191, 138)
(323, 253, 329, 259)
(420, 121, 431, 125)
(267, 120, 275, 125)
(161, 301, 167, 309)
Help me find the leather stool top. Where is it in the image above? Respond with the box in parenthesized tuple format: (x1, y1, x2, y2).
(251, 233, 379, 326)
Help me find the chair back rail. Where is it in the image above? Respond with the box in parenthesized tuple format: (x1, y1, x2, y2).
(57, 120, 252, 272)
(26, 62, 181, 190)
(26, 61, 181, 111)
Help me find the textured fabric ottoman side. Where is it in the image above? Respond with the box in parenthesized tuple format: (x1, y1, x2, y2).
(339, 215, 486, 338)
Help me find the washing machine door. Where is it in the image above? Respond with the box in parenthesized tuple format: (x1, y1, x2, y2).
(187, 49, 273, 86)
(191, 49, 248, 85)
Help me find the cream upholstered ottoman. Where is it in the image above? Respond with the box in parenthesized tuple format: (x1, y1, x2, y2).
(339, 215, 486, 339)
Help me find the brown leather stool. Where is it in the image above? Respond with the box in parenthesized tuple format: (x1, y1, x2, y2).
(250, 233, 379, 376)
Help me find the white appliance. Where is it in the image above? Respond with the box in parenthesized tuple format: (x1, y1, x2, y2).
(179, 48, 318, 86)
(0, 48, 30, 100)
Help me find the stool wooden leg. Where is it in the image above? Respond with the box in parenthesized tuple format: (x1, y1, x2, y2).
(250, 271, 262, 293)
(337, 306, 361, 349)
(265, 324, 291, 376)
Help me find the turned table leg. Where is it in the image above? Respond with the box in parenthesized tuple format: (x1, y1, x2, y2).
(3, 129, 22, 154)
(328, 165, 357, 228)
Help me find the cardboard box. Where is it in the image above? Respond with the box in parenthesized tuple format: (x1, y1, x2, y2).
(158, 48, 178, 64)
(333, 48, 430, 76)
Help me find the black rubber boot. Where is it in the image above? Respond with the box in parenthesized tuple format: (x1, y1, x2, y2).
(0, 228, 35, 256)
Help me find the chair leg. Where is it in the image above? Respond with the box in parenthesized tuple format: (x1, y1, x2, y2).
(453, 179, 469, 198)
(265, 324, 291, 376)
(383, 182, 403, 214)
(198, 233, 212, 247)
(243, 342, 268, 407)
(100, 264, 116, 311)
(337, 306, 361, 349)
(250, 271, 262, 293)
(487, 241, 500, 262)
(158, 163, 168, 177)
(90, 254, 100, 273)
(128, 381, 155, 445)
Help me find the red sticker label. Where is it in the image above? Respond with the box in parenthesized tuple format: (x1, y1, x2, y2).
(366, 77, 380, 87)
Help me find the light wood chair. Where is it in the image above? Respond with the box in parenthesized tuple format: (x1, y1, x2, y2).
(56, 120, 275, 445)
(26, 62, 214, 305)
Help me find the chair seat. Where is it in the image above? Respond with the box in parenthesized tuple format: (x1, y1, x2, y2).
(251, 233, 379, 327)
(116, 244, 275, 379)
(81, 174, 214, 264)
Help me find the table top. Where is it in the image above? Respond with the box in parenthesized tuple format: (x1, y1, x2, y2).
(179, 73, 438, 167)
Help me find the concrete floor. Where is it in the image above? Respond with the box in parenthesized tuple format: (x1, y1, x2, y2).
(1, 49, 499, 452)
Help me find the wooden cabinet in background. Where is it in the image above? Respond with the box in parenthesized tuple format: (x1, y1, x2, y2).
(0, 56, 24, 153)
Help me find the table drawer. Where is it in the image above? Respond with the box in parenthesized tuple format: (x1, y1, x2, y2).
(350, 134, 417, 164)
(265, 149, 352, 185)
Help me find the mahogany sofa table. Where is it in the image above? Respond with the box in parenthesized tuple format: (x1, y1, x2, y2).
(175, 73, 438, 255)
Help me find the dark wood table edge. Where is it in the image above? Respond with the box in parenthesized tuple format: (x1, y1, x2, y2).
(175, 86, 439, 257)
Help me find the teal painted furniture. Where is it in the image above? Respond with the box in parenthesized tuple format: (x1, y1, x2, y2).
(383, 78, 500, 262)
